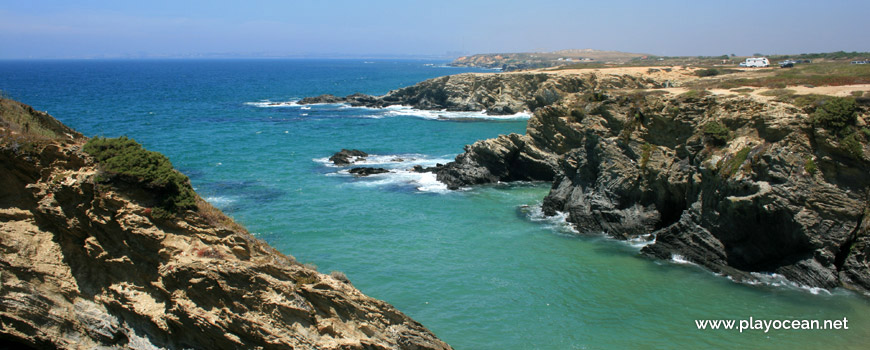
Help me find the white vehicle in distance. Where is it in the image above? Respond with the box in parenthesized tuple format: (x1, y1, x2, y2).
(739, 57, 770, 68)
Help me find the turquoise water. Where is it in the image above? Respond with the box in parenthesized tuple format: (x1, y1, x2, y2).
(2, 60, 869, 349)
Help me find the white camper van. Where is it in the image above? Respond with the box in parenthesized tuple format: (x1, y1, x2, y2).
(739, 57, 770, 68)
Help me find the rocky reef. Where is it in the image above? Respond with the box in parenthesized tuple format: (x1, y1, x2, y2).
(0, 98, 450, 349)
(300, 72, 662, 115)
(435, 84, 870, 293)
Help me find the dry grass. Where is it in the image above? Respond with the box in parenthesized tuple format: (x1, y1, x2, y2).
(195, 197, 248, 233)
(696, 63, 870, 90)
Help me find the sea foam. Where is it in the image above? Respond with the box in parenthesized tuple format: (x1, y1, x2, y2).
(245, 100, 532, 121)
(245, 100, 300, 108)
(522, 203, 579, 235)
(315, 153, 453, 193)
(381, 106, 532, 121)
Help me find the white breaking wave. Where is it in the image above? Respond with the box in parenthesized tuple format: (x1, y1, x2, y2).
(205, 196, 237, 207)
(344, 170, 448, 193)
(523, 204, 579, 234)
(381, 105, 532, 121)
(742, 272, 834, 295)
(244, 100, 300, 108)
(313, 153, 452, 169)
(245, 100, 531, 121)
(245, 100, 351, 108)
(670, 254, 695, 265)
(628, 233, 656, 248)
(315, 153, 454, 193)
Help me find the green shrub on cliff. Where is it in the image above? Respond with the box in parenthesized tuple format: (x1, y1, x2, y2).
(640, 143, 656, 168)
(807, 97, 866, 158)
(719, 147, 752, 177)
(84, 136, 196, 215)
(703, 121, 731, 145)
(804, 156, 818, 175)
(839, 130, 864, 159)
(810, 97, 857, 130)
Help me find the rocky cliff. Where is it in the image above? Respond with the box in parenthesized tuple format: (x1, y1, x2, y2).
(436, 85, 870, 293)
(299, 72, 663, 115)
(0, 98, 451, 349)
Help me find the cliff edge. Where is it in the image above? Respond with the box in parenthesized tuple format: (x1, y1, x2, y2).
(0, 98, 451, 349)
(298, 71, 663, 115)
(434, 80, 870, 293)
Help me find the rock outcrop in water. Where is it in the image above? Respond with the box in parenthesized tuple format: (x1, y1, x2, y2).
(349, 167, 390, 177)
(300, 72, 663, 115)
(329, 149, 369, 165)
(0, 98, 451, 349)
(436, 85, 870, 293)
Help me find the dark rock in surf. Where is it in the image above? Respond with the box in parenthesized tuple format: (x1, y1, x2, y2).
(329, 149, 368, 165)
(412, 165, 440, 173)
(298, 94, 345, 104)
(348, 167, 390, 177)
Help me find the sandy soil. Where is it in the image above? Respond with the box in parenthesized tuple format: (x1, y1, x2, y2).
(475, 65, 870, 100)
(535, 66, 701, 84)
(660, 84, 870, 102)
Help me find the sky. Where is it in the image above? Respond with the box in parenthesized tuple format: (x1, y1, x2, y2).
(1, 0, 868, 59)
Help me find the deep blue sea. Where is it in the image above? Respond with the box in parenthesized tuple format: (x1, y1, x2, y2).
(2, 59, 869, 349)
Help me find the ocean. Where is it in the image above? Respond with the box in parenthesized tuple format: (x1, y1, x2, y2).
(2, 59, 868, 349)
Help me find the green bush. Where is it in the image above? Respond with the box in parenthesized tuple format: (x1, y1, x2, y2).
(640, 143, 656, 168)
(719, 147, 752, 177)
(680, 90, 710, 100)
(810, 97, 857, 130)
(84, 136, 196, 214)
(840, 130, 864, 159)
(703, 121, 731, 145)
(696, 68, 721, 77)
(804, 156, 817, 175)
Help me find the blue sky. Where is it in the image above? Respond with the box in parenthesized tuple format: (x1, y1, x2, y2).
(1, 0, 868, 58)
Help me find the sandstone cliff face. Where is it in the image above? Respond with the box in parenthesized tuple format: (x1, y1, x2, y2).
(300, 72, 662, 115)
(439, 88, 870, 293)
(0, 99, 450, 349)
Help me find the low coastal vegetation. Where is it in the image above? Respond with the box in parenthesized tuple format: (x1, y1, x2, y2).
(703, 121, 731, 145)
(698, 62, 870, 89)
(718, 147, 752, 178)
(803, 96, 868, 159)
(84, 136, 196, 217)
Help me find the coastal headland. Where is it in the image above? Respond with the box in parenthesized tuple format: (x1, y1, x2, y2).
(308, 61, 870, 294)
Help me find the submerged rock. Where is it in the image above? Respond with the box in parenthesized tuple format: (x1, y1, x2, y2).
(0, 99, 451, 349)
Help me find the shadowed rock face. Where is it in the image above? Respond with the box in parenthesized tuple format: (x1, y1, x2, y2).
(349, 167, 390, 176)
(0, 99, 451, 350)
(299, 72, 663, 115)
(437, 88, 870, 293)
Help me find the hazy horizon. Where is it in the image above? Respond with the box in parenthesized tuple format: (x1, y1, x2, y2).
(2, 0, 868, 60)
